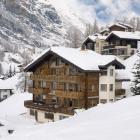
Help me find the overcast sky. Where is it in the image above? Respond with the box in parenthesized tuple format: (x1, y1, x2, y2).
(73, 0, 140, 24)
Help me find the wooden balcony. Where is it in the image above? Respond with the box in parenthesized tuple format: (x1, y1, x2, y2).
(24, 100, 74, 115)
(28, 87, 50, 94)
(115, 89, 125, 96)
(55, 90, 85, 99)
(30, 74, 85, 83)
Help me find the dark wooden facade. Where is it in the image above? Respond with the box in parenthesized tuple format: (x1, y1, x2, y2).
(109, 24, 133, 32)
(106, 35, 138, 49)
(25, 53, 99, 115)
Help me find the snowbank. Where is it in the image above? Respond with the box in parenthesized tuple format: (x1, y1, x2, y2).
(0, 92, 32, 117)
(2, 96, 140, 140)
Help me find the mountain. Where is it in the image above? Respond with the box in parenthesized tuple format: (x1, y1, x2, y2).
(0, 0, 85, 50)
(0, 0, 86, 74)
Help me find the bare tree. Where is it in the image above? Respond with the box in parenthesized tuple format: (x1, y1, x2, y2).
(67, 26, 84, 48)
(136, 17, 140, 31)
(92, 19, 99, 34)
(84, 24, 93, 38)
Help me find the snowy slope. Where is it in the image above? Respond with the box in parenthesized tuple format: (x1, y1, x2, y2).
(0, 92, 34, 138)
(0, 92, 32, 117)
(1, 96, 140, 140)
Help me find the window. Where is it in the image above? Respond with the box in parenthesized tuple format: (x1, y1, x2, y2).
(42, 81, 47, 88)
(100, 99, 107, 104)
(52, 81, 57, 90)
(110, 69, 114, 76)
(3, 95, 8, 99)
(110, 84, 113, 91)
(59, 115, 69, 120)
(69, 66, 77, 75)
(44, 113, 54, 120)
(30, 109, 35, 116)
(64, 83, 69, 91)
(42, 94, 46, 100)
(109, 99, 113, 102)
(101, 84, 107, 92)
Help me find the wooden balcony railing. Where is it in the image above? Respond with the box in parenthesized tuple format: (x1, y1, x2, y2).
(28, 87, 50, 94)
(115, 89, 125, 96)
(30, 74, 85, 83)
(55, 90, 85, 99)
(24, 100, 74, 115)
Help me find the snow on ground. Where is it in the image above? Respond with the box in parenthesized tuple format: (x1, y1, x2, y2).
(1, 96, 140, 140)
(0, 92, 34, 138)
(0, 92, 32, 117)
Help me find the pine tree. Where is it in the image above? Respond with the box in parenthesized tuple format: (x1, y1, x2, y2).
(131, 51, 140, 95)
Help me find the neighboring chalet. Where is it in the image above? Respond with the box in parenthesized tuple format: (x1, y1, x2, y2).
(102, 31, 140, 59)
(100, 22, 134, 36)
(24, 47, 127, 123)
(82, 34, 107, 54)
(0, 80, 14, 101)
(83, 22, 139, 59)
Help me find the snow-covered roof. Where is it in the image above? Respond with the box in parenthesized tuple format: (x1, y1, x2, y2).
(83, 34, 106, 44)
(24, 47, 125, 72)
(97, 35, 107, 40)
(106, 31, 140, 40)
(0, 74, 20, 90)
(118, 22, 133, 29)
(0, 79, 14, 90)
(109, 23, 127, 29)
(100, 28, 109, 33)
(88, 35, 97, 42)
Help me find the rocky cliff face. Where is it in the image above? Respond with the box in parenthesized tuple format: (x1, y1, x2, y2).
(0, 0, 85, 52)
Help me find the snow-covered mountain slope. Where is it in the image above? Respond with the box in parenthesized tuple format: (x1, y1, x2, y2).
(2, 96, 140, 140)
(0, 0, 85, 51)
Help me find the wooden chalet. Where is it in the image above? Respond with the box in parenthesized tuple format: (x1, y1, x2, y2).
(24, 47, 126, 123)
(102, 31, 140, 59)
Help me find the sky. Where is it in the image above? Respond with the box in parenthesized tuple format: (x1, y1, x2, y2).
(73, 0, 140, 25)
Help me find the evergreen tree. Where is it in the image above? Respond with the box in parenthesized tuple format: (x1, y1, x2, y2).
(131, 51, 140, 95)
